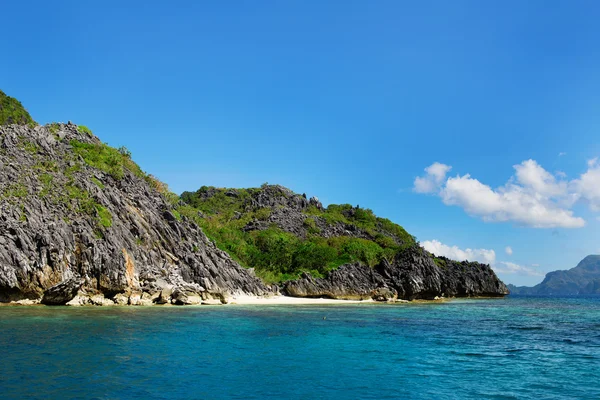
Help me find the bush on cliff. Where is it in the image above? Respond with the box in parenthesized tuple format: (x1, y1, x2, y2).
(0, 90, 35, 126)
(70, 139, 146, 180)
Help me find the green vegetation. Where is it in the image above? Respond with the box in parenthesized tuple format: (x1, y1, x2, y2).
(38, 173, 54, 197)
(91, 176, 105, 189)
(48, 123, 60, 136)
(19, 139, 39, 155)
(306, 203, 415, 245)
(178, 186, 417, 284)
(77, 125, 93, 136)
(70, 140, 146, 180)
(2, 183, 28, 199)
(59, 181, 113, 230)
(95, 204, 113, 228)
(0, 90, 35, 126)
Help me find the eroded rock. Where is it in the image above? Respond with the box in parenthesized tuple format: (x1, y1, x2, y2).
(283, 245, 509, 301)
(41, 278, 83, 305)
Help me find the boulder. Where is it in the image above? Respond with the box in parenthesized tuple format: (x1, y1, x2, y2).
(41, 278, 83, 305)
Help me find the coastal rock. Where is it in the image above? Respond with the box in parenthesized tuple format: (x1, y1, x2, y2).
(283, 245, 508, 301)
(283, 263, 386, 300)
(376, 247, 445, 300)
(41, 278, 83, 305)
(113, 293, 129, 305)
(13, 298, 40, 305)
(371, 287, 397, 302)
(170, 283, 204, 305)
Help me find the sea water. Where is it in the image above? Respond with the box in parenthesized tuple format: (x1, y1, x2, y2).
(0, 296, 599, 399)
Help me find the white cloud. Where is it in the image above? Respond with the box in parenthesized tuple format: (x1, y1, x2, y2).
(556, 171, 567, 178)
(422, 239, 496, 265)
(493, 261, 544, 277)
(559, 152, 567, 157)
(514, 159, 567, 197)
(413, 158, 600, 228)
(422, 239, 542, 278)
(505, 246, 513, 256)
(413, 162, 451, 194)
(531, 263, 540, 267)
(440, 172, 583, 228)
(571, 159, 600, 211)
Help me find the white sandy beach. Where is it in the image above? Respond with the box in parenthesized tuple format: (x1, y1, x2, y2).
(227, 295, 375, 305)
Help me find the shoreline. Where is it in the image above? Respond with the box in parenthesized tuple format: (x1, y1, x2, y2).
(227, 295, 378, 305)
(0, 294, 508, 307)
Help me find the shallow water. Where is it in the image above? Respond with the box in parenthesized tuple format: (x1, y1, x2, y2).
(1, 296, 599, 399)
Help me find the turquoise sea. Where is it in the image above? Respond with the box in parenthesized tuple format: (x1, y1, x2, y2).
(1, 296, 599, 399)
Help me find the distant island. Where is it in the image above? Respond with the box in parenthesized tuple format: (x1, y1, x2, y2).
(0, 89, 508, 305)
(508, 255, 600, 295)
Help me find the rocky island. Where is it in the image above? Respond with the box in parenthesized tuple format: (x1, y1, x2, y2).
(508, 255, 600, 295)
(0, 90, 508, 305)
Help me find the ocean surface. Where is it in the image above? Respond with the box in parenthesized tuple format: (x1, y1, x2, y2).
(1, 296, 599, 400)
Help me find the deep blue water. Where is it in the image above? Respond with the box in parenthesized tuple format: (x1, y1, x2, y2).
(1, 296, 599, 399)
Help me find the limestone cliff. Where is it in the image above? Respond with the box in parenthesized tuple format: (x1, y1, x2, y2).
(0, 123, 272, 305)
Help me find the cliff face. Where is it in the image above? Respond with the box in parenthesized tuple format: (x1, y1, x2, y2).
(284, 246, 509, 301)
(509, 255, 600, 296)
(0, 123, 271, 305)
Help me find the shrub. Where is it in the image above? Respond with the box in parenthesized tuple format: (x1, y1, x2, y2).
(91, 177, 105, 189)
(95, 204, 113, 228)
(118, 146, 131, 158)
(292, 241, 337, 273)
(0, 90, 35, 126)
(254, 207, 271, 221)
(70, 140, 146, 181)
(19, 140, 38, 154)
(77, 125, 93, 136)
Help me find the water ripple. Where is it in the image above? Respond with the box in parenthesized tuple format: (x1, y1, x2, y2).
(0, 296, 599, 399)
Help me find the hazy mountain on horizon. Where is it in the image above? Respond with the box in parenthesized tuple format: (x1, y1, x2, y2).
(508, 255, 600, 295)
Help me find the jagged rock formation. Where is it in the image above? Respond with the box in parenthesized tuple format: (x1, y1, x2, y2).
(284, 263, 389, 300)
(283, 246, 509, 301)
(509, 255, 600, 295)
(182, 184, 413, 244)
(0, 122, 272, 305)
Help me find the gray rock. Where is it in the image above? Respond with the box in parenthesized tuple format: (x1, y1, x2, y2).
(371, 287, 397, 302)
(284, 263, 386, 300)
(41, 278, 83, 305)
(283, 245, 508, 301)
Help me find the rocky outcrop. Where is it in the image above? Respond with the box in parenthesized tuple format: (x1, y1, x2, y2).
(284, 263, 390, 300)
(41, 278, 83, 305)
(184, 185, 405, 244)
(283, 246, 509, 301)
(0, 123, 273, 305)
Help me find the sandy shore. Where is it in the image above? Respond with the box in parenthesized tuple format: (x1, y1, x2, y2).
(227, 295, 376, 305)
(1, 295, 457, 307)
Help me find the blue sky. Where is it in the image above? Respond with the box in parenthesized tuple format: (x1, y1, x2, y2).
(3, 1, 600, 285)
